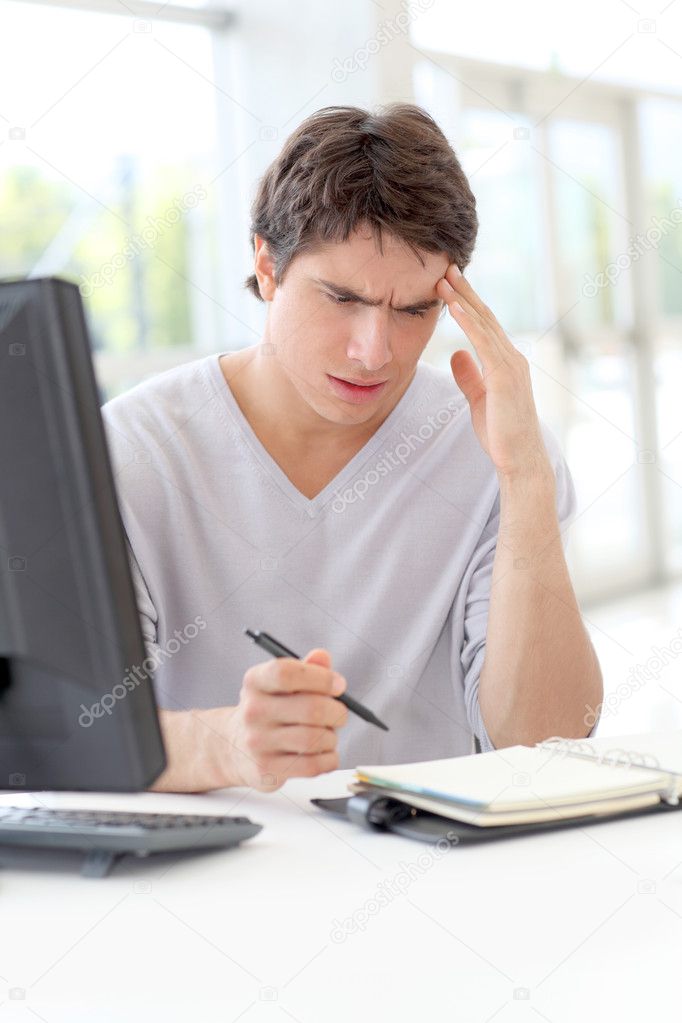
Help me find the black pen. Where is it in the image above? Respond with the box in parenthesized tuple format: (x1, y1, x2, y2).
(244, 628, 389, 732)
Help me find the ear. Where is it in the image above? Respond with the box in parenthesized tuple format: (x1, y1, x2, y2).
(253, 235, 277, 301)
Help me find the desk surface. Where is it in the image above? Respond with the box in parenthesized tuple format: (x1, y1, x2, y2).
(1, 769, 681, 1022)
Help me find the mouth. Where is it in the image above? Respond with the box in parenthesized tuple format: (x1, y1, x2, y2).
(327, 374, 389, 404)
(339, 376, 388, 386)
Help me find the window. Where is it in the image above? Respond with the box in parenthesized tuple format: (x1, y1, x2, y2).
(0, 0, 222, 398)
(412, 47, 680, 603)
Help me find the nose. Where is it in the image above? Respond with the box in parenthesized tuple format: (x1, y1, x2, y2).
(345, 309, 393, 373)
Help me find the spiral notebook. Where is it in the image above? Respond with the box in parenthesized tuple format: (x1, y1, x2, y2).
(348, 731, 682, 828)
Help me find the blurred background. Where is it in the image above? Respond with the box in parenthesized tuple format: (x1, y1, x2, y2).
(2, 0, 682, 739)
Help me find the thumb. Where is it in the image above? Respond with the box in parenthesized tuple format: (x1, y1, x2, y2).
(303, 648, 333, 669)
(303, 648, 346, 694)
(450, 350, 485, 405)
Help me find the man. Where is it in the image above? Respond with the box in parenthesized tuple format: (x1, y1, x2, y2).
(102, 103, 603, 794)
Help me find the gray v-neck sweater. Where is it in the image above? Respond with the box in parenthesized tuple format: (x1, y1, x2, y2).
(101, 351, 578, 767)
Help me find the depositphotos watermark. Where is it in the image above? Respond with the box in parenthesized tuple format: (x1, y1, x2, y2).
(78, 615, 206, 727)
(330, 833, 458, 942)
(582, 198, 682, 297)
(581, 627, 682, 730)
(78, 184, 208, 297)
(331, 397, 462, 513)
(331, 0, 434, 82)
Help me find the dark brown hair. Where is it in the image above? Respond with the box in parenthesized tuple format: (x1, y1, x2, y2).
(244, 103, 478, 300)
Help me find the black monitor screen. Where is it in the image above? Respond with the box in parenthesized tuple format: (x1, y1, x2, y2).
(0, 276, 165, 791)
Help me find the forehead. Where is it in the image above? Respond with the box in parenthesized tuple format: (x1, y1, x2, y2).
(297, 227, 450, 285)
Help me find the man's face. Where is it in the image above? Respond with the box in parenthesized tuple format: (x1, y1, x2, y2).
(259, 226, 449, 430)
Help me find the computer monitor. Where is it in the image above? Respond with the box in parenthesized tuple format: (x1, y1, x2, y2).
(0, 276, 166, 791)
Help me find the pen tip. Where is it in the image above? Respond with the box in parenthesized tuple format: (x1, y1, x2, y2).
(244, 628, 257, 639)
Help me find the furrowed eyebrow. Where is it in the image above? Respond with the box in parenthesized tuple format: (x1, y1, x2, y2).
(314, 277, 442, 313)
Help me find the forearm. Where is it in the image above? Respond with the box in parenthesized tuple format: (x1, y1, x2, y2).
(478, 470, 603, 749)
(148, 707, 241, 793)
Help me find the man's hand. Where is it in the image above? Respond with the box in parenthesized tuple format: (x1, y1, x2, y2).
(436, 264, 553, 484)
(224, 648, 349, 791)
(149, 649, 349, 794)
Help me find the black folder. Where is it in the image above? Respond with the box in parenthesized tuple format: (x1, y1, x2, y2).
(312, 788, 682, 845)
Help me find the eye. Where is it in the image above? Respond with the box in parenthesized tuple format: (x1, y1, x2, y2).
(327, 292, 423, 315)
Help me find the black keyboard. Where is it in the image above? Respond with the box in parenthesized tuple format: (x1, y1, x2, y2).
(0, 805, 262, 877)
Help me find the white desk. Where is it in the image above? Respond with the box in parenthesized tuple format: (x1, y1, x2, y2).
(0, 769, 681, 1022)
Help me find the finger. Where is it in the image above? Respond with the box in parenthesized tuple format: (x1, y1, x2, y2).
(438, 283, 508, 375)
(266, 692, 349, 729)
(248, 657, 346, 697)
(443, 263, 491, 321)
(436, 279, 488, 332)
(439, 275, 520, 376)
(302, 648, 332, 669)
(450, 350, 486, 405)
(261, 724, 338, 756)
(441, 268, 517, 353)
(268, 750, 340, 782)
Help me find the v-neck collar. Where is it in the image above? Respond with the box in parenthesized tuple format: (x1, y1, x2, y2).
(206, 352, 425, 519)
